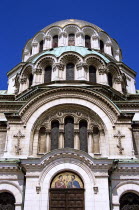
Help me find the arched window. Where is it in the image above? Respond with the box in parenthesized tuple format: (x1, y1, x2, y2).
(0, 192, 15, 210)
(68, 34, 75, 46)
(100, 40, 104, 52)
(89, 65, 96, 83)
(38, 127, 46, 153)
(120, 192, 139, 210)
(85, 35, 91, 49)
(39, 40, 43, 52)
(51, 120, 59, 150)
(44, 65, 52, 83)
(64, 117, 74, 148)
(108, 72, 113, 87)
(66, 63, 74, 80)
(52, 35, 58, 48)
(79, 120, 88, 152)
(29, 73, 33, 87)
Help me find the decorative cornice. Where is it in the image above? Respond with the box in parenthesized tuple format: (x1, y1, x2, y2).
(21, 148, 112, 171)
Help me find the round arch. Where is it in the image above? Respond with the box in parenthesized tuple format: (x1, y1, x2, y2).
(38, 160, 95, 210)
(0, 182, 22, 210)
(112, 182, 139, 209)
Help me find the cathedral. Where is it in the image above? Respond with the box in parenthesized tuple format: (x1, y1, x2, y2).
(0, 19, 139, 210)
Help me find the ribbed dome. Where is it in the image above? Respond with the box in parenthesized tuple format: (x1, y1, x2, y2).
(41, 19, 103, 33)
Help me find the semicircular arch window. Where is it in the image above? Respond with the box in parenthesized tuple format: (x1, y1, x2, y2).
(85, 35, 91, 49)
(44, 65, 52, 83)
(64, 116, 74, 148)
(68, 34, 75, 46)
(66, 63, 74, 81)
(89, 65, 96, 83)
(52, 35, 58, 48)
(120, 192, 139, 210)
(51, 171, 84, 189)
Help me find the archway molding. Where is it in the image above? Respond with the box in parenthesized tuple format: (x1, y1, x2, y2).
(38, 160, 95, 210)
(112, 181, 139, 209)
(0, 181, 22, 209)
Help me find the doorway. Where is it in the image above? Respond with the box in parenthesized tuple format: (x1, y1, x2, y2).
(49, 171, 84, 210)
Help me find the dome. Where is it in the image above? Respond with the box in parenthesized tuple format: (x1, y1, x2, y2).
(41, 19, 103, 33)
(23, 19, 122, 63)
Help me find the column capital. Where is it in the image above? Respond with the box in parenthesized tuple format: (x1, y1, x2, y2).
(88, 130, 93, 135)
(76, 62, 88, 70)
(74, 130, 80, 134)
(59, 32, 67, 38)
(53, 63, 64, 71)
(76, 31, 84, 38)
(31, 41, 38, 47)
(59, 129, 64, 133)
(20, 77, 27, 84)
(105, 41, 112, 47)
(98, 68, 107, 75)
(114, 75, 122, 84)
(34, 68, 42, 75)
(44, 35, 51, 40)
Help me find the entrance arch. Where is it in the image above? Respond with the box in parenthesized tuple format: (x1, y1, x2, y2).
(120, 192, 139, 210)
(38, 156, 96, 210)
(0, 192, 15, 210)
(49, 171, 84, 209)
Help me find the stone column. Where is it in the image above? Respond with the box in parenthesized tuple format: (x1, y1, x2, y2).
(99, 129, 107, 156)
(23, 50, 30, 62)
(115, 49, 121, 61)
(19, 77, 28, 93)
(33, 129, 39, 156)
(76, 32, 84, 47)
(104, 42, 112, 56)
(46, 131, 51, 152)
(59, 32, 67, 46)
(113, 76, 123, 93)
(32, 42, 39, 55)
(91, 35, 99, 50)
(93, 132, 100, 154)
(43, 35, 52, 50)
(88, 130, 93, 153)
(97, 68, 108, 85)
(76, 63, 88, 80)
(59, 130, 64, 148)
(33, 69, 42, 86)
(52, 63, 64, 81)
(74, 130, 80, 150)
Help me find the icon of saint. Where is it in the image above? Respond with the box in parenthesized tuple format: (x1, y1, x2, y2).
(67, 175, 80, 188)
(55, 175, 66, 188)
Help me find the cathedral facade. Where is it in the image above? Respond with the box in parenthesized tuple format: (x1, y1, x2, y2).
(0, 19, 139, 210)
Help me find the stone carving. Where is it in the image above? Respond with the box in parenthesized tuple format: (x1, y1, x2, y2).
(98, 67, 107, 75)
(14, 73, 20, 94)
(20, 77, 27, 84)
(53, 63, 64, 71)
(114, 75, 122, 84)
(114, 130, 125, 154)
(35, 69, 42, 75)
(14, 130, 25, 155)
(76, 63, 88, 71)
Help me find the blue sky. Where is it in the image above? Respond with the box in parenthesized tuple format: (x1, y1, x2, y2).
(0, 0, 139, 90)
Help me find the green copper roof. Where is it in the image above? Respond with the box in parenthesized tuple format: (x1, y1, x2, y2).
(30, 46, 110, 64)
